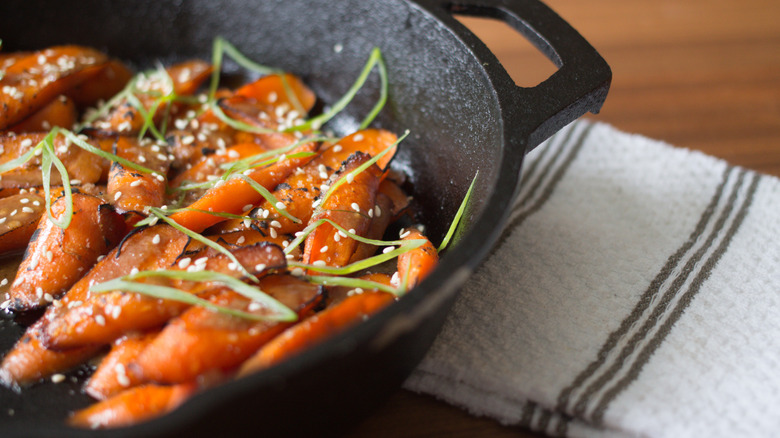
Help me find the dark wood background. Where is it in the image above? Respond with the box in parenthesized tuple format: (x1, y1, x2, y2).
(345, 0, 780, 436)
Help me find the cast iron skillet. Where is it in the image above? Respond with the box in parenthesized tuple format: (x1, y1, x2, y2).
(0, 0, 610, 436)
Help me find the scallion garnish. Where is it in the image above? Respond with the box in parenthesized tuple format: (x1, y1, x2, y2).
(284, 217, 416, 255)
(40, 130, 73, 229)
(288, 47, 386, 133)
(288, 240, 423, 276)
(147, 207, 259, 282)
(305, 275, 401, 296)
(126, 269, 297, 321)
(437, 172, 478, 252)
(60, 129, 157, 175)
(91, 278, 270, 322)
(233, 174, 301, 224)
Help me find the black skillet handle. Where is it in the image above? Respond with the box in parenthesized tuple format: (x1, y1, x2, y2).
(423, 0, 611, 153)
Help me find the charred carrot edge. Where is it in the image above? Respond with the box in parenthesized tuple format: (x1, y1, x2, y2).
(239, 290, 395, 375)
(7, 192, 126, 311)
(66, 59, 134, 109)
(397, 227, 439, 289)
(69, 382, 197, 429)
(0, 192, 47, 256)
(168, 141, 318, 232)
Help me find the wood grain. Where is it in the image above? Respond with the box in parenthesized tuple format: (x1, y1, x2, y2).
(346, 1, 780, 436)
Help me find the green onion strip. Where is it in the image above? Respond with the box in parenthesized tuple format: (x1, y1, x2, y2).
(437, 172, 478, 252)
(40, 129, 74, 229)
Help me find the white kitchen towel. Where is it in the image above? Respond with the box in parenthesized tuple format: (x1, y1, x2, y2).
(403, 120, 780, 438)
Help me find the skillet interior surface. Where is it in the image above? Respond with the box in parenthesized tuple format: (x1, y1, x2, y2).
(0, 0, 609, 436)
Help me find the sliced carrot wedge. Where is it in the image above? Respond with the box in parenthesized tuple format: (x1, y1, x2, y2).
(6, 95, 77, 133)
(65, 59, 134, 109)
(7, 192, 125, 311)
(85, 331, 159, 400)
(131, 274, 323, 384)
(235, 73, 316, 115)
(303, 152, 382, 270)
(0, 46, 108, 130)
(168, 140, 318, 232)
(397, 227, 438, 288)
(239, 288, 395, 375)
(378, 178, 410, 220)
(0, 191, 46, 256)
(0, 318, 101, 389)
(107, 136, 170, 214)
(42, 242, 287, 350)
(0, 133, 112, 189)
(349, 192, 394, 263)
(69, 382, 197, 429)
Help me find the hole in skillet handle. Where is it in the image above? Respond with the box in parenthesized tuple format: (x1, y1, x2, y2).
(442, 0, 612, 153)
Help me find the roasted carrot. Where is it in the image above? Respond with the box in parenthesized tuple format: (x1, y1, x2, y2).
(0, 318, 101, 388)
(349, 192, 394, 263)
(302, 152, 382, 270)
(239, 278, 395, 375)
(6, 95, 77, 133)
(107, 136, 170, 213)
(0, 46, 108, 130)
(69, 382, 197, 429)
(378, 177, 410, 220)
(397, 227, 438, 288)
(85, 331, 159, 400)
(167, 140, 318, 232)
(7, 192, 126, 311)
(65, 59, 134, 109)
(89, 60, 212, 135)
(42, 242, 288, 350)
(235, 73, 316, 115)
(0, 191, 46, 255)
(131, 274, 323, 384)
(0, 133, 112, 189)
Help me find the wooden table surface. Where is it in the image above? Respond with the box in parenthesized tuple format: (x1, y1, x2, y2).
(345, 0, 780, 436)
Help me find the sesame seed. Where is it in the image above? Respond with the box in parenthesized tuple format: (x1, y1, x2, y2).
(51, 374, 66, 383)
(270, 228, 278, 239)
(254, 263, 266, 272)
(236, 236, 246, 245)
(332, 145, 342, 152)
(333, 233, 340, 242)
(248, 302, 262, 311)
(28, 256, 38, 269)
(320, 245, 329, 253)
(69, 179, 81, 185)
(9, 209, 17, 216)
(267, 92, 278, 103)
(195, 257, 208, 266)
(44, 293, 54, 302)
(275, 201, 286, 210)
(0, 279, 7, 287)
(22, 207, 34, 213)
(130, 267, 139, 275)
(383, 246, 395, 254)
(375, 205, 382, 217)
(45, 250, 53, 262)
(312, 260, 327, 267)
(0, 218, 6, 224)
(353, 133, 364, 142)
(20, 139, 33, 148)
(242, 204, 253, 212)
(270, 220, 282, 229)
(130, 180, 142, 187)
(346, 173, 354, 184)
(291, 267, 304, 277)
(19, 198, 29, 204)
(400, 230, 411, 238)
(351, 202, 360, 212)
(114, 192, 122, 201)
(178, 258, 191, 269)
(95, 315, 106, 326)
(111, 306, 121, 319)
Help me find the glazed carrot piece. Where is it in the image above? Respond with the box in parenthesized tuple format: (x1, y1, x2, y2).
(107, 136, 170, 213)
(6, 95, 77, 133)
(397, 227, 438, 289)
(0, 133, 112, 189)
(90, 60, 212, 135)
(0, 191, 46, 255)
(235, 73, 316, 115)
(302, 152, 382, 270)
(378, 177, 410, 220)
(131, 274, 323, 384)
(85, 331, 159, 400)
(349, 192, 394, 263)
(169, 142, 268, 205)
(69, 382, 197, 429)
(0, 46, 108, 130)
(65, 59, 134, 109)
(7, 192, 126, 311)
(43, 242, 287, 350)
(167, 140, 318, 232)
(239, 274, 394, 375)
(0, 318, 101, 388)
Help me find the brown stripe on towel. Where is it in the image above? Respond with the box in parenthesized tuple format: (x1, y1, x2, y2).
(590, 171, 760, 425)
(551, 164, 737, 435)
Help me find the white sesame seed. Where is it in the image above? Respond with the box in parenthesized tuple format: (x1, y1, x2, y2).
(0, 279, 7, 287)
(45, 250, 53, 262)
(351, 202, 360, 212)
(312, 260, 327, 267)
(320, 245, 329, 253)
(400, 230, 411, 238)
(270, 220, 282, 229)
(195, 257, 208, 266)
(22, 207, 34, 213)
(236, 236, 246, 245)
(375, 205, 382, 217)
(178, 258, 191, 269)
(95, 315, 106, 326)
(332, 145, 342, 152)
(267, 92, 278, 103)
(114, 191, 122, 201)
(242, 204, 253, 212)
(275, 202, 286, 210)
(333, 233, 341, 242)
(291, 267, 304, 277)
(254, 263, 266, 272)
(353, 133, 364, 142)
(9, 209, 17, 216)
(51, 374, 66, 383)
(248, 302, 262, 312)
(130, 180, 142, 187)
(19, 198, 29, 204)
(130, 267, 139, 275)
(44, 293, 54, 302)
(346, 173, 354, 184)
(334, 43, 344, 53)
(20, 139, 33, 148)
(270, 228, 278, 239)
(383, 246, 395, 254)
(152, 234, 161, 244)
